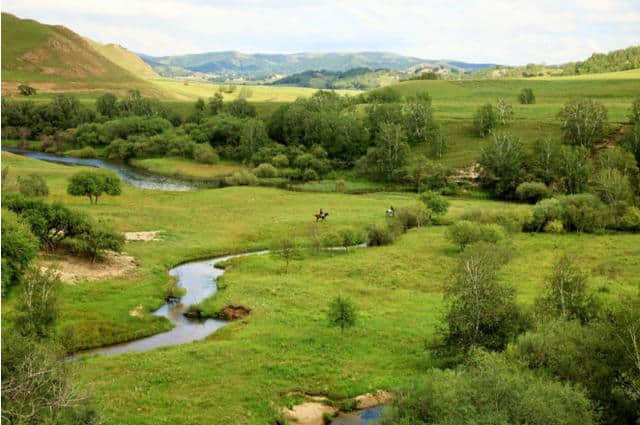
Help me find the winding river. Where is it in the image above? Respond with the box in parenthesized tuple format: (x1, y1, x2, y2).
(10, 148, 385, 422)
(3, 147, 196, 191)
(72, 251, 268, 358)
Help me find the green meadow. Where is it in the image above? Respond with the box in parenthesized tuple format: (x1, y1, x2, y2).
(3, 151, 639, 424)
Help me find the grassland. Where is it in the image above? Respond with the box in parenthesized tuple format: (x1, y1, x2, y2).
(3, 152, 639, 424)
(130, 158, 246, 180)
(150, 78, 361, 102)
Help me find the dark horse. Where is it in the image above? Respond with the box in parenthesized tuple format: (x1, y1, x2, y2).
(314, 209, 329, 222)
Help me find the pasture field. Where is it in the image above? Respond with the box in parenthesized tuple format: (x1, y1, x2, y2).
(3, 152, 639, 424)
(150, 78, 361, 102)
(130, 157, 246, 180)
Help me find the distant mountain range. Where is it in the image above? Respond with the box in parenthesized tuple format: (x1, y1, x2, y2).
(139, 51, 497, 80)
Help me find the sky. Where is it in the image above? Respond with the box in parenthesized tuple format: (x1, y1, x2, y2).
(3, 0, 639, 65)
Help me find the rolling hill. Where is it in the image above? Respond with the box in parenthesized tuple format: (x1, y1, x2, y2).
(140, 50, 496, 80)
(1, 13, 162, 96)
(86, 39, 158, 79)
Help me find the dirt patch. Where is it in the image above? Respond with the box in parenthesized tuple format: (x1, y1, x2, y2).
(40, 251, 135, 284)
(452, 163, 482, 182)
(282, 402, 337, 425)
(129, 304, 144, 318)
(125, 231, 162, 241)
(354, 391, 393, 409)
(217, 305, 251, 320)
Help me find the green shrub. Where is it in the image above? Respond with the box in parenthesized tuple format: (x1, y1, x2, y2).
(516, 182, 550, 204)
(446, 221, 505, 250)
(460, 208, 533, 233)
(619, 206, 640, 231)
(518, 88, 536, 104)
(61, 221, 124, 262)
(327, 295, 357, 334)
(544, 220, 565, 233)
(367, 223, 397, 246)
(530, 198, 565, 231)
(558, 98, 608, 149)
(271, 154, 289, 168)
(224, 170, 258, 186)
(1, 209, 39, 293)
(193, 144, 219, 164)
(560, 194, 608, 233)
(254, 163, 278, 178)
(419, 191, 449, 215)
(18, 174, 49, 197)
(337, 228, 364, 249)
(302, 168, 319, 181)
(65, 146, 97, 159)
(380, 351, 596, 425)
(479, 133, 526, 199)
(472, 103, 498, 137)
(335, 179, 347, 193)
(395, 203, 432, 231)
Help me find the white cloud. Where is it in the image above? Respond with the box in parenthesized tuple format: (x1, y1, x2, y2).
(3, 0, 639, 63)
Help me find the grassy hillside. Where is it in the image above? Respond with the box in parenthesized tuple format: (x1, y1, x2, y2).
(368, 72, 640, 167)
(1, 13, 162, 96)
(272, 67, 401, 89)
(87, 39, 158, 79)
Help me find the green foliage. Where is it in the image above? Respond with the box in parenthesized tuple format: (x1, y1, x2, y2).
(495, 98, 514, 126)
(509, 313, 640, 425)
(17, 84, 36, 96)
(544, 219, 565, 233)
(3, 194, 94, 250)
(622, 122, 640, 170)
(356, 123, 410, 182)
(530, 138, 560, 185)
(254, 163, 278, 178)
(445, 221, 505, 250)
(208, 93, 224, 115)
(592, 168, 634, 205)
(619, 206, 640, 231)
(516, 182, 551, 204)
(536, 255, 597, 323)
(479, 133, 526, 198)
(366, 223, 397, 246)
(18, 173, 49, 197)
(460, 208, 533, 233)
(193, 143, 219, 164)
(225, 98, 257, 118)
(380, 350, 595, 425)
(472, 103, 498, 137)
(67, 170, 122, 204)
(1, 329, 99, 425)
(14, 268, 61, 339)
(558, 98, 608, 148)
(273, 236, 300, 273)
(560, 194, 608, 233)
(395, 203, 432, 231)
(96, 92, 119, 118)
(519, 88, 536, 104)
(556, 145, 592, 194)
(1, 209, 39, 293)
(629, 96, 640, 124)
(439, 243, 524, 354)
(419, 191, 449, 216)
(65, 146, 97, 159)
(224, 170, 259, 186)
(271, 154, 289, 168)
(327, 295, 357, 334)
(61, 221, 125, 262)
